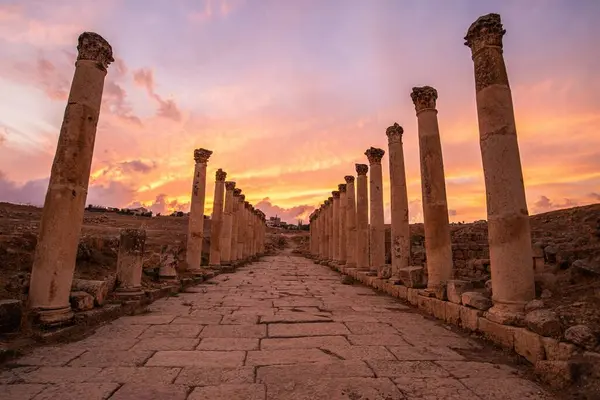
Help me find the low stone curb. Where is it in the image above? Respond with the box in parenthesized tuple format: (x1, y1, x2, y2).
(317, 259, 600, 390)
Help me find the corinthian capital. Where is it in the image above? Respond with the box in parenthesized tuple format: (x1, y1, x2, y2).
(464, 13, 506, 55)
(215, 168, 227, 181)
(332, 191, 340, 199)
(338, 184, 347, 193)
(344, 175, 355, 184)
(233, 188, 242, 196)
(410, 86, 438, 113)
(355, 164, 368, 176)
(386, 123, 404, 143)
(365, 147, 385, 164)
(225, 181, 236, 191)
(194, 148, 212, 164)
(77, 32, 114, 71)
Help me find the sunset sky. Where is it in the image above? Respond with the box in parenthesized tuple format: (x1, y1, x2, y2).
(0, 0, 599, 224)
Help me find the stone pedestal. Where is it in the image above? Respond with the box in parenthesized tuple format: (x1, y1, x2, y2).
(220, 181, 236, 265)
(115, 228, 146, 300)
(338, 184, 347, 264)
(332, 191, 341, 262)
(355, 164, 370, 271)
(186, 148, 212, 272)
(386, 123, 410, 281)
(465, 13, 535, 320)
(209, 169, 227, 267)
(411, 86, 453, 295)
(344, 176, 357, 268)
(365, 148, 386, 275)
(230, 188, 241, 263)
(28, 32, 114, 325)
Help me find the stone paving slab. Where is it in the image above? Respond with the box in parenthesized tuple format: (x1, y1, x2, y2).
(0, 255, 556, 399)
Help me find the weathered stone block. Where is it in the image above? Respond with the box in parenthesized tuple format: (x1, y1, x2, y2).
(478, 317, 516, 349)
(417, 295, 434, 316)
(525, 309, 562, 338)
(460, 306, 482, 331)
(445, 302, 461, 325)
(407, 289, 419, 306)
(564, 325, 597, 350)
(70, 291, 94, 311)
(398, 266, 425, 288)
(461, 292, 492, 311)
(0, 299, 22, 333)
(534, 360, 573, 389)
(446, 280, 472, 304)
(541, 337, 575, 361)
(431, 298, 446, 320)
(514, 327, 545, 364)
(396, 285, 407, 300)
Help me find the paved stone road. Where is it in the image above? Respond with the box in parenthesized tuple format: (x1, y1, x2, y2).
(2, 255, 554, 399)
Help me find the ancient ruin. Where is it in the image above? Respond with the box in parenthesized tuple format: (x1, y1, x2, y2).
(1, 13, 598, 400)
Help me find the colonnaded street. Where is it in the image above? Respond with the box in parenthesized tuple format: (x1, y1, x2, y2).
(2, 252, 554, 400)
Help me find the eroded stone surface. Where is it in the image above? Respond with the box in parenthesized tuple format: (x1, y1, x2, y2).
(2, 255, 554, 399)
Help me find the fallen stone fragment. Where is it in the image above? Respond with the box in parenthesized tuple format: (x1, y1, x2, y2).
(446, 280, 472, 304)
(71, 279, 109, 306)
(534, 360, 573, 389)
(461, 292, 492, 311)
(398, 266, 425, 288)
(341, 275, 353, 285)
(564, 325, 597, 350)
(524, 300, 545, 313)
(70, 291, 95, 311)
(525, 309, 562, 338)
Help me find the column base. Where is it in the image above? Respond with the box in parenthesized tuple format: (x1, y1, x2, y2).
(388, 276, 402, 285)
(114, 287, 144, 301)
(187, 268, 207, 276)
(486, 302, 528, 326)
(36, 305, 74, 326)
(345, 262, 357, 268)
(366, 270, 378, 276)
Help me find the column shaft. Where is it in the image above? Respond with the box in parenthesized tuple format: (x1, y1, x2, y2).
(28, 32, 114, 325)
(186, 149, 212, 271)
(230, 189, 241, 262)
(387, 124, 411, 279)
(345, 176, 357, 268)
(209, 169, 226, 266)
(411, 87, 453, 292)
(465, 13, 534, 318)
(220, 181, 235, 265)
(338, 184, 347, 264)
(365, 148, 386, 274)
(332, 191, 340, 262)
(355, 165, 370, 270)
(115, 228, 146, 299)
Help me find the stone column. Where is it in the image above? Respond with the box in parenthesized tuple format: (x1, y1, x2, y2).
(327, 196, 335, 260)
(411, 86, 453, 295)
(115, 228, 146, 299)
(338, 184, 347, 264)
(27, 32, 114, 325)
(310, 212, 317, 256)
(251, 209, 258, 257)
(365, 148, 386, 276)
(332, 191, 341, 263)
(186, 148, 213, 272)
(209, 169, 227, 267)
(465, 13, 534, 320)
(355, 164, 370, 271)
(345, 176, 357, 268)
(321, 201, 330, 260)
(230, 188, 241, 263)
(237, 195, 246, 261)
(243, 202, 252, 259)
(220, 181, 236, 265)
(386, 123, 411, 281)
(249, 205, 256, 257)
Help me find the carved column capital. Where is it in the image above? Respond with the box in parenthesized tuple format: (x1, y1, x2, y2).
(233, 188, 242, 196)
(240, 194, 246, 201)
(328, 196, 334, 203)
(344, 175, 355, 184)
(77, 32, 114, 71)
(215, 168, 227, 181)
(365, 147, 385, 164)
(355, 163, 368, 176)
(225, 181, 236, 191)
(386, 123, 404, 143)
(194, 148, 212, 164)
(332, 191, 340, 199)
(464, 13, 505, 55)
(411, 86, 438, 113)
(338, 184, 347, 193)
